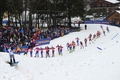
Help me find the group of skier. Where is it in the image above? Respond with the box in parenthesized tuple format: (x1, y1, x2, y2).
(65, 25, 110, 53)
(27, 45, 63, 58)
(8, 25, 110, 65)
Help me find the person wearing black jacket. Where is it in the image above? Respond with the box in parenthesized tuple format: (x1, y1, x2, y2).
(85, 24, 87, 30)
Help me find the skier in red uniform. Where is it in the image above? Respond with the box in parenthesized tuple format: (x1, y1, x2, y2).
(29, 47, 33, 57)
(51, 46, 55, 57)
(59, 45, 63, 56)
(72, 41, 76, 51)
(84, 38, 87, 47)
(88, 34, 92, 39)
(45, 46, 50, 58)
(100, 25, 103, 30)
(88, 34, 92, 44)
(56, 45, 60, 55)
(80, 41, 84, 49)
(34, 47, 39, 58)
(106, 26, 109, 33)
(69, 43, 72, 53)
(103, 30, 106, 36)
(39, 47, 44, 58)
(75, 37, 79, 46)
(97, 31, 101, 38)
(66, 43, 70, 51)
(92, 34, 96, 41)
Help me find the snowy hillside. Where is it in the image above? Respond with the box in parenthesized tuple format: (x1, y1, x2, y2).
(0, 24, 120, 80)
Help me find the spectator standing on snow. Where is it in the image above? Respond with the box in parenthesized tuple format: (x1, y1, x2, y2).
(85, 24, 87, 30)
(78, 21, 80, 27)
(0, 45, 4, 52)
(24, 49, 28, 56)
(16, 46, 21, 55)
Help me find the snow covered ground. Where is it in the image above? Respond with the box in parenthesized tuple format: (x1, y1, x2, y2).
(0, 24, 120, 80)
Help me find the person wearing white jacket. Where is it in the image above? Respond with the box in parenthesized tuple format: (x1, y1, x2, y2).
(8, 47, 16, 65)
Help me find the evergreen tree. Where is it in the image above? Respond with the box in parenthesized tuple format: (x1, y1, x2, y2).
(0, 0, 7, 26)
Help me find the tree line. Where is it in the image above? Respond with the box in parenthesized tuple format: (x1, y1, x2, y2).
(0, 0, 85, 28)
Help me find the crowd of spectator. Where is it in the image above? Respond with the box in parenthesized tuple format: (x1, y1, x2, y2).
(0, 25, 70, 52)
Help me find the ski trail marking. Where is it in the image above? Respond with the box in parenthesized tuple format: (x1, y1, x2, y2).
(111, 33, 118, 40)
(97, 47, 102, 50)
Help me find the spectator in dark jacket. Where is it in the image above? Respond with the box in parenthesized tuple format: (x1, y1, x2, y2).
(85, 24, 87, 30)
